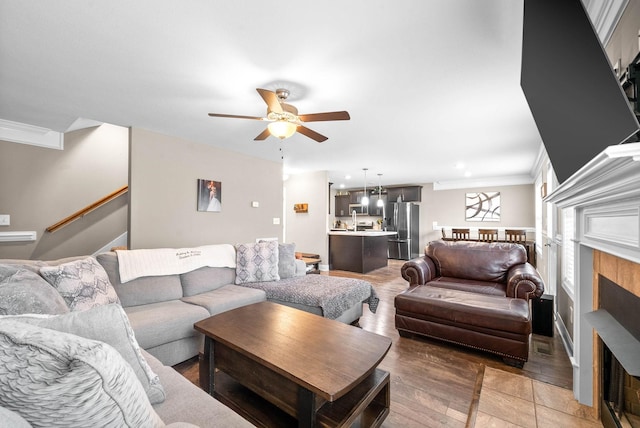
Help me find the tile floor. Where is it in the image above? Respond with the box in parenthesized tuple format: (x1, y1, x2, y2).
(473, 367, 603, 427)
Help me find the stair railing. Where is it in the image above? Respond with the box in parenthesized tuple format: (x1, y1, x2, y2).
(46, 185, 128, 233)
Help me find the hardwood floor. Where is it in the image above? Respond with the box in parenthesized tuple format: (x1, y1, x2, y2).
(174, 260, 575, 427)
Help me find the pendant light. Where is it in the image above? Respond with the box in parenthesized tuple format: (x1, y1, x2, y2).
(360, 168, 369, 206)
(377, 174, 384, 207)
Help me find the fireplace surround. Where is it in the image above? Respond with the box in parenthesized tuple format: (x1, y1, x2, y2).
(546, 142, 640, 420)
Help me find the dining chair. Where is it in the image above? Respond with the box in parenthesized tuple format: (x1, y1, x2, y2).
(451, 228, 470, 240)
(478, 228, 499, 242)
(505, 229, 527, 243)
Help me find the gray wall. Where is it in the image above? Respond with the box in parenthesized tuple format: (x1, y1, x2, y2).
(129, 128, 283, 249)
(284, 171, 330, 267)
(421, 183, 535, 245)
(0, 124, 129, 260)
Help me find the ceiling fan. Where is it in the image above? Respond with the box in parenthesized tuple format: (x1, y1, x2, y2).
(208, 88, 350, 142)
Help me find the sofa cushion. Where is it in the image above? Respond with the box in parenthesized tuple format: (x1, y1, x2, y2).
(97, 252, 183, 307)
(143, 350, 253, 427)
(428, 276, 507, 297)
(39, 257, 120, 311)
(181, 284, 266, 315)
(234, 241, 279, 284)
(124, 300, 210, 350)
(278, 243, 296, 279)
(180, 266, 236, 297)
(3, 304, 166, 405)
(426, 240, 527, 283)
(0, 320, 165, 428)
(0, 265, 69, 315)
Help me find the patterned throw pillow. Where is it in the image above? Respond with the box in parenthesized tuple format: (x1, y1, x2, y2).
(0, 265, 69, 315)
(0, 320, 165, 428)
(235, 241, 280, 284)
(39, 257, 120, 311)
(3, 304, 165, 404)
(278, 243, 296, 279)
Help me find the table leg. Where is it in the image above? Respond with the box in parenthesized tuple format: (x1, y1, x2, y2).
(203, 336, 215, 395)
(297, 386, 317, 428)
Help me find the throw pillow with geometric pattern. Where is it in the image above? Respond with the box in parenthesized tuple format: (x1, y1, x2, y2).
(40, 257, 120, 311)
(235, 241, 280, 284)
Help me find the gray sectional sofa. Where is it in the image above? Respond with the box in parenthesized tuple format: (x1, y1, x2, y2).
(0, 241, 380, 427)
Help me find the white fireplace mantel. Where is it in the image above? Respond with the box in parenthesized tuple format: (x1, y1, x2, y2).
(547, 142, 640, 264)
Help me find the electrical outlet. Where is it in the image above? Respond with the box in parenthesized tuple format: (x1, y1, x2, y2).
(0, 215, 9, 226)
(273, 217, 280, 225)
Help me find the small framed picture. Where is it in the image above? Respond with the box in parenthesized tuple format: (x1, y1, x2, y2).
(197, 179, 222, 212)
(294, 203, 308, 213)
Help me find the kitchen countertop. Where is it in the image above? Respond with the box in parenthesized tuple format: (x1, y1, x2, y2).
(327, 231, 397, 237)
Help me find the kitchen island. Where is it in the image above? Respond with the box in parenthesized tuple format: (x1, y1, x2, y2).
(328, 231, 397, 273)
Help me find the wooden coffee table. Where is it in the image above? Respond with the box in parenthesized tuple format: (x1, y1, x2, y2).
(194, 301, 392, 428)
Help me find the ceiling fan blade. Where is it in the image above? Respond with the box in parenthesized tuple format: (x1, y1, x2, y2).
(256, 88, 283, 114)
(254, 128, 271, 141)
(298, 111, 350, 122)
(208, 113, 265, 120)
(297, 125, 328, 143)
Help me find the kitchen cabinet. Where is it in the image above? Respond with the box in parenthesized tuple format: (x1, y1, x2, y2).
(386, 186, 422, 203)
(329, 232, 396, 273)
(335, 195, 351, 217)
(349, 190, 367, 204)
(369, 194, 386, 216)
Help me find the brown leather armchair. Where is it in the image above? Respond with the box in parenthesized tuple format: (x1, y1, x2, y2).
(395, 240, 545, 367)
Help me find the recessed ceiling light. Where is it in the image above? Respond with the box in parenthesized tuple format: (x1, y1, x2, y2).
(464, 171, 472, 177)
(344, 175, 351, 180)
(339, 183, 345, 188)
(455, 162, 465, 169)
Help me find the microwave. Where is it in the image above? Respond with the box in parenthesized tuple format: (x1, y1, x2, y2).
(348, 203, 368, 215)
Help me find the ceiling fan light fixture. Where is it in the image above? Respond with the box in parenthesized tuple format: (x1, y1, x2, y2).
(267, 120, 297, 139)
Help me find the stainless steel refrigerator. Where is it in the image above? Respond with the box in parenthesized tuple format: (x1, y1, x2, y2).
(387, 202, 419, 260)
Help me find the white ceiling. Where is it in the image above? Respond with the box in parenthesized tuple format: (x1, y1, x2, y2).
(0, 0, 546, 189)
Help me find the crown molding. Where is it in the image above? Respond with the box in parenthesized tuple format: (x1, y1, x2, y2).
(432, 174, 534, 191)
(581, 0, 628, 46)
(0, 118, 63, 150)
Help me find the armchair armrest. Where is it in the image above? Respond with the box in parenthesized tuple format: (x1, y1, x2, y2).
(506, 263, 545, 300)
(401, 256, 437, 286)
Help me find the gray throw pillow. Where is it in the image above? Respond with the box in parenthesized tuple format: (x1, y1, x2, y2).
(39, 256, 120, 311)
(0, 265, 69, 315)
(2, 304, 165, 405)
(235, 241, 280, 284)
(278, 243, 296, 279)
(0, 320, 165, 428)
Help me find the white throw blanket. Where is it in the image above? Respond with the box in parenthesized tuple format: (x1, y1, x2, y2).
(116, 244, 236, 283)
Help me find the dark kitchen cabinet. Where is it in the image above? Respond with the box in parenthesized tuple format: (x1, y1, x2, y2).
(386, 186, 422, 203)
(335, 195, 351, 217)
(369, 194, 386, 216)
(349, 190, 367, 204)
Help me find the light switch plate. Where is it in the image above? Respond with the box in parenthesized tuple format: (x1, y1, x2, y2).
(273, 217, 280, 225)
(0, 215, 9, 226)
(251, 201, 259, 208)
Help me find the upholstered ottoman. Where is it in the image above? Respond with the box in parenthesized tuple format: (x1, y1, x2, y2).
(395, 285, 531, 367)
